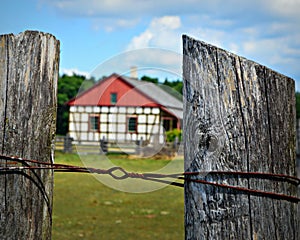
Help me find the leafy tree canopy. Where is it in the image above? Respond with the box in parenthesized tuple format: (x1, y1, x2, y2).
(141, 75, 183, 95)
(296, 92, 300, 119)
(141, 75, 159, 84)
(56, 73, 96, 135)
(163, 78, 183, 95)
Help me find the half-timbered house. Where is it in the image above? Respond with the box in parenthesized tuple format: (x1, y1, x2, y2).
(67, 73, 183, 144)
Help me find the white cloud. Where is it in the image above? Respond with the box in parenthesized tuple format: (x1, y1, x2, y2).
(40, 0, 300, 23)
(228, 43, 239, 54)
(241, 35, 300, 78)
(92, 17, 140, 32)
(122, 16, 183, 80)
(126, 16, 181, 50)
(90, 48, 182, 81)
(187, 27, 227, 49)
(150, 16, 181, 30)
(41, 0, 151, 18)
(40, 0, 300, 86)
(267, 0, 300, 19)
(125, 13, 300, 83)
(127, 30, 153, 49)
(61, 68, 91, 78)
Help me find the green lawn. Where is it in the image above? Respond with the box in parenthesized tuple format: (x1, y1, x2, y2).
(52, 152, 184, 240)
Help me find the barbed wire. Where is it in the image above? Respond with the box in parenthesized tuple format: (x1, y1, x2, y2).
(0, 154, 299, 202)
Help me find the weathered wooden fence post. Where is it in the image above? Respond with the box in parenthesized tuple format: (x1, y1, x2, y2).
(64, 133, 73, 153)
(183, 35, 299, 239)
(0, 31, 59, 239)
(100, 136, 108, 154)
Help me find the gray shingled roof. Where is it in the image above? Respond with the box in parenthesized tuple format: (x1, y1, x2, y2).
(122, 76, 183, 119)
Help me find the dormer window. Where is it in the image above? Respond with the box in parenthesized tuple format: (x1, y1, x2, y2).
(110, 92, 117, 104)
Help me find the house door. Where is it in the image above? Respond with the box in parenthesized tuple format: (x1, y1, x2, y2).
(163, 118, 177, 131)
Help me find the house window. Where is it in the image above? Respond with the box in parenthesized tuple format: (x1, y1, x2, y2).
(89, 115, 99, 131)
(110, 93, 117, 104)
(127, 117, 137, 133)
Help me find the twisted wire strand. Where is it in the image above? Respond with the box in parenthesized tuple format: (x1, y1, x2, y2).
(0, 154, 299, 202)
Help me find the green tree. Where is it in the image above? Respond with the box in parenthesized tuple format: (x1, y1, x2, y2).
(163, 78, 183, 94)
(141, 75, 159, 84)
(296, 92, 300, 119)
(56, 74, 96, 135)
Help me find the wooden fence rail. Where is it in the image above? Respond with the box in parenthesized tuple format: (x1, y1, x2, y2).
(0, 31, 59, 239)
(54, 135, 183, 157)
(183, 35, 299, 239)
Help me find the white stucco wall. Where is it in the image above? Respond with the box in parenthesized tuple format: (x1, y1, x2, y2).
(68, 106, 164, 143)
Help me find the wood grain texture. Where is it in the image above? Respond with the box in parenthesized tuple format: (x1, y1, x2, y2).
(183, 35, 298, 240)
(0, 31, 59, 239)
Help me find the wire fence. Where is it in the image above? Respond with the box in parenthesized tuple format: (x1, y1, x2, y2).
(54, 135, 184, 157)
(1, 154, 299, 202)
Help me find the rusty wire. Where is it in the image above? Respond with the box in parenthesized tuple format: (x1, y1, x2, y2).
(0, 154, 299, 202)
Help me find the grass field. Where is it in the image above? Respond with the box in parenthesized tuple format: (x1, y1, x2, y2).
(52, 152, 184, 240)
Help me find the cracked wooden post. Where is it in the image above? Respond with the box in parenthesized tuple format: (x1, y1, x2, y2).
(0, 31, 59, 239)
(183, 35, 299, 239)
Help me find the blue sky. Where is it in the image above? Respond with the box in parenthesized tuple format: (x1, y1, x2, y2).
(1, 0, 300, 89)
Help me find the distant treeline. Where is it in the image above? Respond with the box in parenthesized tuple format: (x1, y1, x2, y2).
(296, 92, 300, 119)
